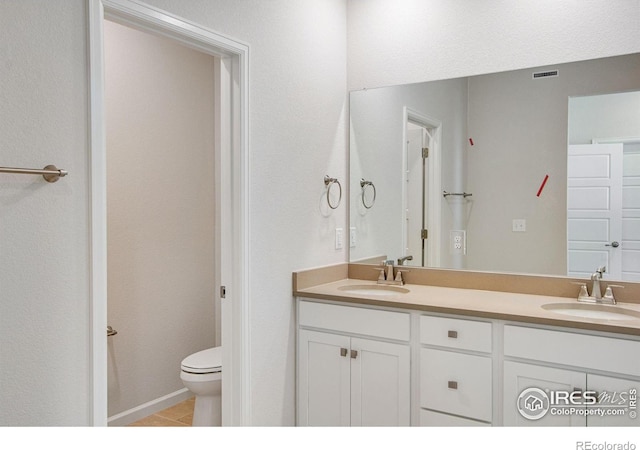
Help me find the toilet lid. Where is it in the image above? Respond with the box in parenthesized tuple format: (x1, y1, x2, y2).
(181, 347, 222, 374)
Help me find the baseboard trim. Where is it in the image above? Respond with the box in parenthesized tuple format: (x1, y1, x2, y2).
(107, 388, 193, 426)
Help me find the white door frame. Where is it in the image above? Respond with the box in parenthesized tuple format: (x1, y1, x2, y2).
(402, 107, 442, 267)
(88, 0, 250, 426)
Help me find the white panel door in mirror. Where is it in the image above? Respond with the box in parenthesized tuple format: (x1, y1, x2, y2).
(567, 144, 623, 279)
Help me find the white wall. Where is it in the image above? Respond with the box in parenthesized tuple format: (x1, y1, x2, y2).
(347, 0, 640, 91)
(0, 0, 90, 426)
(104, 20, 216, 418)
(1, 0, 640, 427)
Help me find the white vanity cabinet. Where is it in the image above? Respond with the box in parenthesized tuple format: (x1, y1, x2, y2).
(297, 300, 411, 426)
(503, 325, 640, 427)
(418, 315, 493, 426)
(295, 291, 640, 427)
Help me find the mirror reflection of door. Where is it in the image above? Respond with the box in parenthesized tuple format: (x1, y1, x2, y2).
(405, 122, 434, 267)
(567, 144, 623, 279)
(568, 90, 640, 282)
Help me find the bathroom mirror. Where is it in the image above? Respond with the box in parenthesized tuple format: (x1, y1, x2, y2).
(349, 53, 640, 281)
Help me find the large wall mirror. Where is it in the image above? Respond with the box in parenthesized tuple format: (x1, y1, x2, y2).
(349, 53, 640, 282)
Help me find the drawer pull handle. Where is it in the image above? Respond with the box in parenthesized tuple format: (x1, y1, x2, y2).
(448, 381, 458, 390)
(447, 330, 458, 339)
(350, 350, 358, 359)
(340, 348, 348, 357)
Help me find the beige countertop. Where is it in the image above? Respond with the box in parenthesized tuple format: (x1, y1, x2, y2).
(295, 278, 640, 337)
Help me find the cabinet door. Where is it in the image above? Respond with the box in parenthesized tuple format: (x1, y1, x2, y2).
(503, 361, 586, 426)
(298, 330, 350, 426)
(350, 338, 411, 426)
(587, 374, 640, 427)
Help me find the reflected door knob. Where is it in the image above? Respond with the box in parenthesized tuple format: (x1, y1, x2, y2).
(605, 241, 620, 248)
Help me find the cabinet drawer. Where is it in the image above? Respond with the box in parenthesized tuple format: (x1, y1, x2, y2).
(420, 315, 492, 353)
(298, 300, 410, 341)
(420, 409, 490, 427)
(504, 325, 640, 377)
(420, 348, 492, 422)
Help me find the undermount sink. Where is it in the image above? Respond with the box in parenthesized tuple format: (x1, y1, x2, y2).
(337, 284, 410, 296)
(541, 302, 640, 321)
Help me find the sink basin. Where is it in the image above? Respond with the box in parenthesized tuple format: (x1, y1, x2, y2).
(541, 303, 640, 321)
(338, 284, 410, 296)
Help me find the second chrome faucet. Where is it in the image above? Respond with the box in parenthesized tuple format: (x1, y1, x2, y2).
(577, 266, 622, 305)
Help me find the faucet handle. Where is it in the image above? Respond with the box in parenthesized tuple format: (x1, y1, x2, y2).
(571, 282, 590, 299)
(372, 267, 386, 281)
(604, 284, 623, 303)
(604, 284, 624, 293)
(395, 268, 411, 282)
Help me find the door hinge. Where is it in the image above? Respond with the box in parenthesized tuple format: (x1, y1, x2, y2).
(422, 147, 429, 158)
(220, 286, 226, 299)
(421, 229, 428, 240)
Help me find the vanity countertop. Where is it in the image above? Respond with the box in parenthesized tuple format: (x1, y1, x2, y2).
(294, 278, 640, 337)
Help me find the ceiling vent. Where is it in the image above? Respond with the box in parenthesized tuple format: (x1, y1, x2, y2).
(532, 70, 559, 80)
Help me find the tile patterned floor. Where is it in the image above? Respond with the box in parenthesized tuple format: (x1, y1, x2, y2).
(128, 397, 195, 426)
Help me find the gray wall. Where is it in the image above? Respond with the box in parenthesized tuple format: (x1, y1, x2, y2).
(466, 55, 640, 275)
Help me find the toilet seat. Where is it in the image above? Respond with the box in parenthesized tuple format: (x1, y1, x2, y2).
(181, 346, 222, 374)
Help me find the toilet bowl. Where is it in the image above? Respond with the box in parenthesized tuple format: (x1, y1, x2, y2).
(180, 346, 222, 426)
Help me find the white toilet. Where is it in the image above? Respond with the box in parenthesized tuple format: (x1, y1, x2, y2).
(180, 346, 222, 426)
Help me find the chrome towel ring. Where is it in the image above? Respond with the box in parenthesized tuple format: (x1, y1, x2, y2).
(324, 175, 342, 209)
(360, 178, 376, 209)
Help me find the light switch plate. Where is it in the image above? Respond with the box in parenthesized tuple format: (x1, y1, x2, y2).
(349, 227, 356, 248)
(512, 219, 526, 232)
(335, 228, 343, 250)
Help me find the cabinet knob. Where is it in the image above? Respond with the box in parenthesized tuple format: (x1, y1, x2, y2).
(447, 330, 458, 339)
(340, 348, 348, 357)
(350, 350, 358, 359)
(448, 381, 458, 390)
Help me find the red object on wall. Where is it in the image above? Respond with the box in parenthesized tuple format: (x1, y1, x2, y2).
(536, 174, 549, 197)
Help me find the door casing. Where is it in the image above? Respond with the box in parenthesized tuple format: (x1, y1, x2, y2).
(88, 0, 250, 426)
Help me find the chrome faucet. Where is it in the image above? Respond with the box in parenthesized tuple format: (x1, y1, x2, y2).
(375, 259, 408, 285)
(590, 266, 606, 300)
(577, 266, 614, 303)
(397, 255, 413, 266)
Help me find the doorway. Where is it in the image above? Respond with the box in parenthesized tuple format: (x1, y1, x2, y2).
(104, 19, 219, 424)
(402, 108, 442, 268)
(89, 0, 249, 426)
